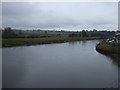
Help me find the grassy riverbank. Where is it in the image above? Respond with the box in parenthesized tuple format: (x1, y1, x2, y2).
(96, 42, 120, 54)
(96, 42, 120, 64)
(2, 35, 103, 47)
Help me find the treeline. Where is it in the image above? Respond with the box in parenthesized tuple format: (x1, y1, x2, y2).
(68, 29, 118, 37)
(68, 30, 87, 37)
(2, 27, 51, 38)
(2, 27, 119, 38)
(2, 27, 17, 38)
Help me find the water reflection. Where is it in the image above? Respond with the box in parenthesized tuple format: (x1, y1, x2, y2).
(68, 41, 78, 46)
(2, 40, 118, 88)
(96, 48, 120, 88)
(81, 40, 87, 46)
(2, 48, 32, 88)
(96, 51, 119, 66)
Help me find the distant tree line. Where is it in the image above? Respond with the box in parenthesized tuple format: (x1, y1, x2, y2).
(2, 27, 51, 38)
(2, 27, 118, 38)
(2, 27, 17, 38)
(68, 29, 116, 37)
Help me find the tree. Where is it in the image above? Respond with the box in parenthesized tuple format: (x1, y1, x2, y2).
(81, 30, 87, 37)
(2, 27, 17, 38)
(18, 30, 22, 34)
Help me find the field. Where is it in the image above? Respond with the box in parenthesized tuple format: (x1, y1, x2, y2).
(2, 35, 103, 47)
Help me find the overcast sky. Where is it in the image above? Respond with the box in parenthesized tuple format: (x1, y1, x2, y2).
(2, 2, 118, 31)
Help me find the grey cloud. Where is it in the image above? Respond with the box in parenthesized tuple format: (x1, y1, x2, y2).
(2, 2, 118, 31)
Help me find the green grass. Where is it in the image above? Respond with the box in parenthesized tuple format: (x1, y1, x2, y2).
(2, 35, 103, 47)
(96, 42, 120, 54)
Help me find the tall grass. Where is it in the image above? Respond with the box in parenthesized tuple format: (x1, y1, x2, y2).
(2, 35, 103, 47)
(96, 42, 120, 54)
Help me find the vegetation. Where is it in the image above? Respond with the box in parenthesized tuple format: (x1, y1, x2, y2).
(2, 27, 17, 38)
(96, 42, 120, 65)
(2, 27, 111, 47)
(2, 35, 104, 47)
(96, 42, 120, 54)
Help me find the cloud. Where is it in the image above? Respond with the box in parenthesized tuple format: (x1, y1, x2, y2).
(2, 2, 118, 31)
(0, 2, 2, 27)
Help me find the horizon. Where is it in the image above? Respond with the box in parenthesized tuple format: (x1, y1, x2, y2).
(2, 27, 120, 32)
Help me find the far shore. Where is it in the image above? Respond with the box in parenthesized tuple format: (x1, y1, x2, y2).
(2, 36, 104, 48)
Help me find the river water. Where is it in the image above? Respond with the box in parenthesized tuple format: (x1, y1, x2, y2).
(2, 40, 118, 88)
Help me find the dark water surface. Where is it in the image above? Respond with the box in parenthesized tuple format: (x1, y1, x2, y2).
(2, 40, 118, 88)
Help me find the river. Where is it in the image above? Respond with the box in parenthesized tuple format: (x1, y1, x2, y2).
(2, 40, 118, 88)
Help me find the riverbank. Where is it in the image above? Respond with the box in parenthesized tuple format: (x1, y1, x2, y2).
(96, 42, 120, 54)
(2, 35, 104, 47)
(96, 42, 120, 64)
